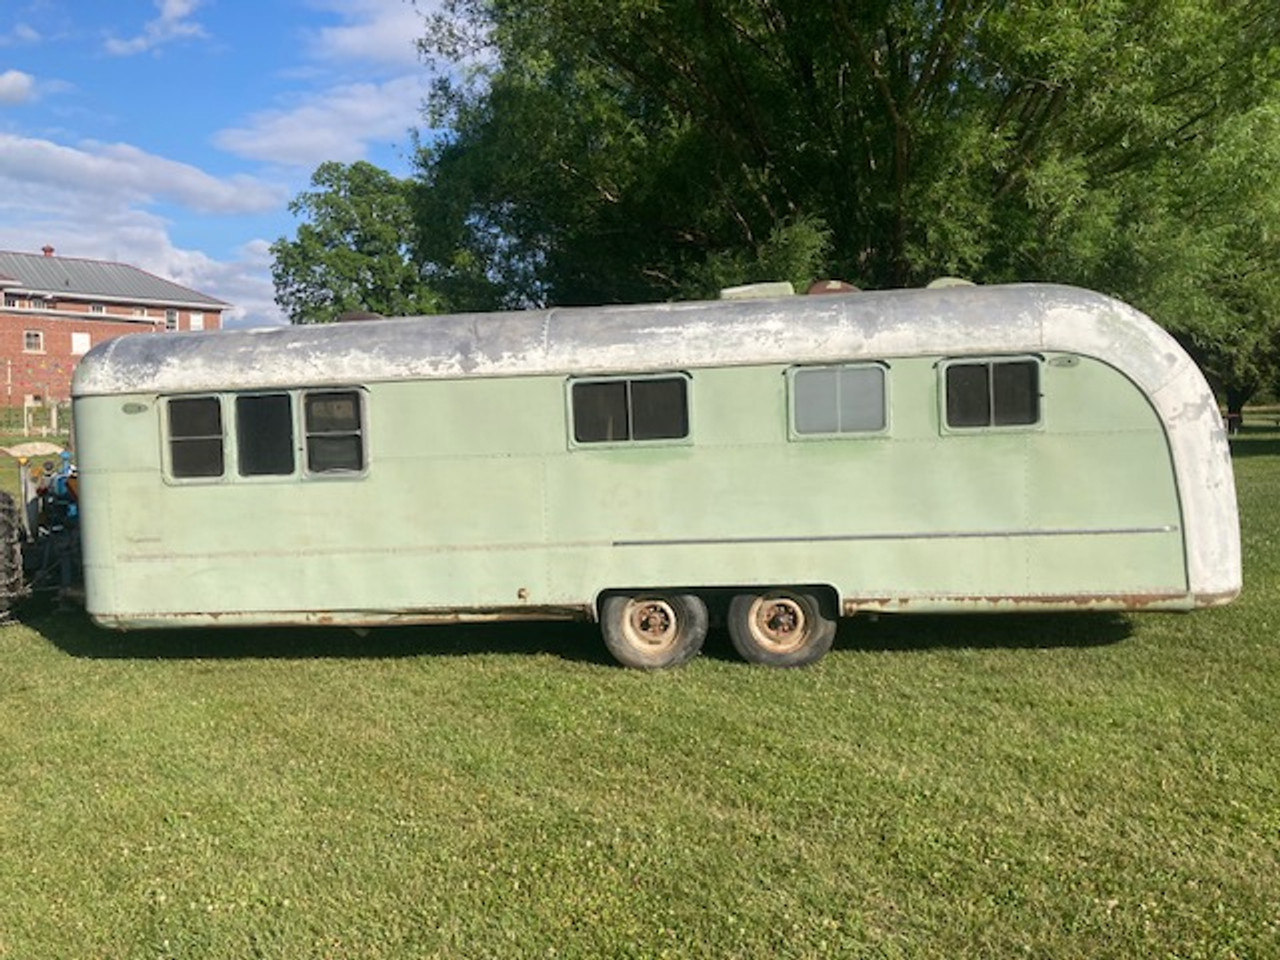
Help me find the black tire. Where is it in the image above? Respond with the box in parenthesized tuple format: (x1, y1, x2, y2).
(0, 492, 28, 618)
(727, 589, 836, 667)
(600, 592, 709, 669)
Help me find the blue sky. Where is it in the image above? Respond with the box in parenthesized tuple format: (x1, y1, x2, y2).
(0, 0, 439, 326)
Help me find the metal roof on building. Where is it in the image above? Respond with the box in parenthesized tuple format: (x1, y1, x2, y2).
(0, 250, 227, 309)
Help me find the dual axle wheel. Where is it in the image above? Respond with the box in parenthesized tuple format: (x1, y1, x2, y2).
(600, 588, 836, 669)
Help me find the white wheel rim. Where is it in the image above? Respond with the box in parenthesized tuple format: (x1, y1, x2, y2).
(624, 598, 679, 649)
(749, 595, 809, 654)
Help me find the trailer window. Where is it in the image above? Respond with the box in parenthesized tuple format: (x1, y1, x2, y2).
(168, 397, 224, 478)
(236, 394, 295, 476)
(304, 390, 364, 472)
(945, 359, 1040, 428)
(791, 365, 886, 435)
(572, 376, 689, 443)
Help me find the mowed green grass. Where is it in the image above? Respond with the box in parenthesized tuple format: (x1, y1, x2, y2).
(1, 436, 1278, 959)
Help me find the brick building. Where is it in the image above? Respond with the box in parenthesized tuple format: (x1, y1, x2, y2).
(0, 247, 228, 407)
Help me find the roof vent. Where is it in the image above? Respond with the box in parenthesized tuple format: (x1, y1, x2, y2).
(806, 279, 859, 295)
(41, 245, 55, 257)
(718, 281, 795, 300)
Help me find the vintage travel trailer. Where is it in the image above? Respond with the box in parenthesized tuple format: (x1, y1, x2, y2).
(67, 282, 1240, 668)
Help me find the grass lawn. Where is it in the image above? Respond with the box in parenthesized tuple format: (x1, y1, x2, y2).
(1, 432, 1277, 958)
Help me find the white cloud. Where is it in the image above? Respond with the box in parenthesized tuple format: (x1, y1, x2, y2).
(306, 0, 429, 70)
(213, 75, 426, 168)
(0, 135, 289, 327)
(104, 0, 208, 56)
(0, 69, 35, 104)
(0, 213, 284, 328)
(0, 134, 287, 213)
(0, 23, 41, 46)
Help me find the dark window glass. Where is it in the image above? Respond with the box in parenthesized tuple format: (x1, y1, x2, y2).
(170, 396, 221, 437)
(946, 364, 991, 428)
(236, 394, 294, 476)
(946, 360, 1039, 429)
(572, 377, 689, 444)
(168, 397, 224, 478)
(993, 361, 1039, 425)
(631, 377, 688, 440)
(304, 391, 364, 472)
(573, 381, 629, 442)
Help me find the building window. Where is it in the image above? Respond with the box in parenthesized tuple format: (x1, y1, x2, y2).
(6, 294, 23, 308)
(236, 394, 295, 477)
(132, 307, 147, 318)
(304, 391, 364, 473)
(165, 309, 179, 331)
(791, 364, 887, 436)
(190, 312, 205, 331)
(90, 304, 106, 315)
(944, 359, 1041, 429)
(168, 397, 224, 478)
(30, 297, 46, 310)
(571, 375, 689, 444)
(70, 332, 91, 356)
(23, 330, 44, 353)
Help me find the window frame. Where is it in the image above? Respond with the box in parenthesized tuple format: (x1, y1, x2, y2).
(23, 330, 44, 354)
(165, 395, 226, 481)
(939, 355, 1043, 434)
(162, 387, 368, 484)
(787, 362, 891, 440)
(566, 372, 693, 449)
(302, 389, 367, 476)
(235, 392, 297, 478)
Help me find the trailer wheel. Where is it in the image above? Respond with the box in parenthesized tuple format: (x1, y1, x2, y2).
(600, 592, 708, 669)
(727, 589, 835, 667)
(0, 492, 28, 619)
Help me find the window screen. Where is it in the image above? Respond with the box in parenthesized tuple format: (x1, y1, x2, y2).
(304, 390, 364, 472)
(793, 365, 886, 435)
(945, 360, 1039, 429)
(572, 376, 688, 443)
(169, 396, 224, 478)
(236, 394, 294, 476)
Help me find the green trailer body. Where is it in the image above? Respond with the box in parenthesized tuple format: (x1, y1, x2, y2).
(69, 283, 1240, 666)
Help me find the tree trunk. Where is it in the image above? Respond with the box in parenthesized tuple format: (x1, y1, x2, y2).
(1224, 383, 1255, 434)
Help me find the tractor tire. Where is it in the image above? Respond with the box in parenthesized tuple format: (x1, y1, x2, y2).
(0, 492, 28, 619)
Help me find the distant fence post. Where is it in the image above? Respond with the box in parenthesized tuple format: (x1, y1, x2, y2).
(4, 400, 70, 439)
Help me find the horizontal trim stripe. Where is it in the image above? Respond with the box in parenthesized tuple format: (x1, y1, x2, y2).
(613, 525, 1178, 548)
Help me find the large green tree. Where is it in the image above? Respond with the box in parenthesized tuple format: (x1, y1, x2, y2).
(271, 161, 439, 324)
(413, 0, 1280, 410)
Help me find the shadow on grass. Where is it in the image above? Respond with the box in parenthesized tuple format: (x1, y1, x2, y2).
(19, 603, 613, 665)
(837, 611, 1134, 654)
(1229, 425, 1280, 458)
(1230, 437, 1280, 459)
(20, 602, 1132, 664)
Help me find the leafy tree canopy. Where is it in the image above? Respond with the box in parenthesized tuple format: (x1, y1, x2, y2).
(271, 161, 439, 324)
(411, 0, 1280, 408)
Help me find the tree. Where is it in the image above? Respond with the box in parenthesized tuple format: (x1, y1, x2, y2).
(271, 161, 439, 324)
(412, 1, 1280, 407)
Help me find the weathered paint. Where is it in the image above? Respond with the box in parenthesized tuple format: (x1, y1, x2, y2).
(71, 283, 1240, 628)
